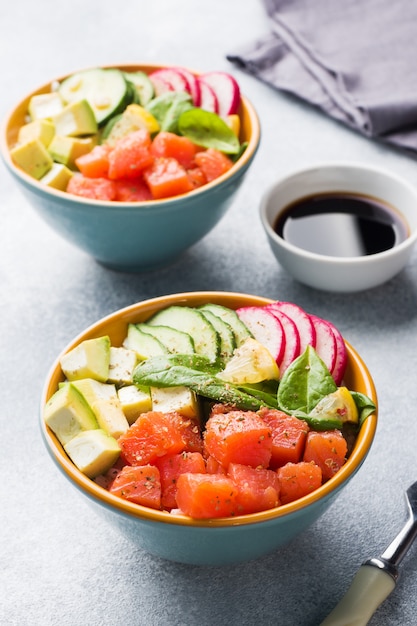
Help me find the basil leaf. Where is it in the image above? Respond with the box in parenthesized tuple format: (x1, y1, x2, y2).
(350, 391, 377, 426)
(178, 108, 240, 154)
(277, 346, 337, 414)
(145, 91, 194, 133)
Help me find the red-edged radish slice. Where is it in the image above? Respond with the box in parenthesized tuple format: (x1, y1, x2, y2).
(264, 304, 301, 375)
(199, 71, 241, 117)
(148, 73, 173, 97)
(309, 315, 337, 374)
(173, 67, 201, 105)
(325, 320, 348, 385)
(197, 79, 219, 113)
(236, 306, 286, 365)
(269, 302, 316, 354)
(149, 68, 190, 96)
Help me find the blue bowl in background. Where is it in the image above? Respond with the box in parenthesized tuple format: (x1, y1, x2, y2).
(1, 64, 260, 272)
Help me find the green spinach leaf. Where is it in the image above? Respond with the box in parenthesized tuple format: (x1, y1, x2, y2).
(178, 108, 240, 154)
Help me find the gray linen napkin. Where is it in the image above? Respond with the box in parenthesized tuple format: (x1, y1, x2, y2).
(227, 0, 417, 153)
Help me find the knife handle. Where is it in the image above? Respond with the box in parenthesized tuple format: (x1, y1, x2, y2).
(320, 563, 396, 626)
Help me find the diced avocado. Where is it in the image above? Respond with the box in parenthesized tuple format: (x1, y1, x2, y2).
(102, 103, 159, 145)
(150, 386, 200, 420)
(60, 336, 111, 382)
(40, 162, 73, 190)
(71, 378, 129, 438)
(108, 346, 138, 385)
(52, 99, 98, 137)
(28, 92, 64, 120)
(18, 119, 55, 147)
(64, 429, 120, 478)
(122, 324, 168, 359)
(117, 384, 152, 424)
(43, 382, 98, 445)
(48, 135, 97, 169)
(10, 139, 53, 180)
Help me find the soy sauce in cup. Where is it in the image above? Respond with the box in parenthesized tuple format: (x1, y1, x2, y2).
(274, 192, 409, 258)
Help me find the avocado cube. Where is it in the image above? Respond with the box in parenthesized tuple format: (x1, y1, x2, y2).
(28, 92, 64, 120)
(40, 163, 73, 191)
(117, 385, 152, 424)
(48, 134, 97, 169)
(64, 429, 120, 478)
(108, 346, 139, 385)
(52, 99, 98, 137)
(60, 336, 111, 382)
(71, 378, 129, 438)
(150, 386, 200, 420)
(18, 119, 55, 147)
(10, 139, 53, 180)
(43, 383, 98, 445)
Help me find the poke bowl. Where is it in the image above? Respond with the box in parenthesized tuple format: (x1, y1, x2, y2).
(1, 64, 260, 272)
(40, 291, 377, 566)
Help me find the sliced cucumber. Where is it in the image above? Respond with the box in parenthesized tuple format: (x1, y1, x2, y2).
(58, 68, 130, 126)
(198, 304, 253, 347)
(123, 71, 154, 106)
(198, 309, 236, 362)
(147, 306, 220, 362)
(136, 323, 195, 355)
(122, 323, 168, 359)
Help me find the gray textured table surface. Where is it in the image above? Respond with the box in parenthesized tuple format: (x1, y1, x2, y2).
(2, 2, 417, 625)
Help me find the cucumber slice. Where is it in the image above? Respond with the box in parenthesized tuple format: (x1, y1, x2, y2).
(122, 323, 168, 359)
(198, 304, 253, 347)
(58, 68, 130, 126)
(198, 309, 236, 362)
(123, 71, 154, 106)
(136, 323, 195, 355)
(147, 306, 220, 362)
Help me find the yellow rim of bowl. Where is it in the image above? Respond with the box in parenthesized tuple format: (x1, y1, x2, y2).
(1, 64, 260, 208)
(40, 291, 377, 528)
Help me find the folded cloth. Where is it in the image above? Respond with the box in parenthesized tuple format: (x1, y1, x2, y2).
(227, 0, 417, 153)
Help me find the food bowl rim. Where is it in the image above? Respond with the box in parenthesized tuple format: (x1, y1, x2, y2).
(260, 161, 417, 265)
(1, 63, 260, 210)
(40, 291, 377, 529)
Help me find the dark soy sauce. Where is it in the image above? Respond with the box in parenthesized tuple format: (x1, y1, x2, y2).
(274, 192, 409, 257)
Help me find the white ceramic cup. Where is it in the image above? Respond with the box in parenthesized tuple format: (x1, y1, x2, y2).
(260, 162, 417, 292)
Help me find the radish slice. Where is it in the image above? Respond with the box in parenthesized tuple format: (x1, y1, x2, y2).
(269, 302, 316, 354)
(199, 71, 241, 117)
(325, 320, 348, 385)
(236, 306, 286, 365)
(149, 68, 190, 96)
(197, 79, 219, 113)
(264, 304, 301, 375)
(173, 67, 201, 105)
(309, 315, 337, 374)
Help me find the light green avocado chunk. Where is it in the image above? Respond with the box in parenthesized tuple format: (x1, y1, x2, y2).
(71, 378, 129, 439)
(60, 336, 111, 382)
(64, 429, 120, 478)
(18, 119, 55, 147)
(10, 139, 53, 180)
(48, 134, 96, 169)
(52, 99, 98, 137)
(40, 163, 73, 190)
(44, 383, 98, 445)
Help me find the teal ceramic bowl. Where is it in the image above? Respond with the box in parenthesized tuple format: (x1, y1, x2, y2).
(40, 292, 378, 566)
(1, 64, 260, 272)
